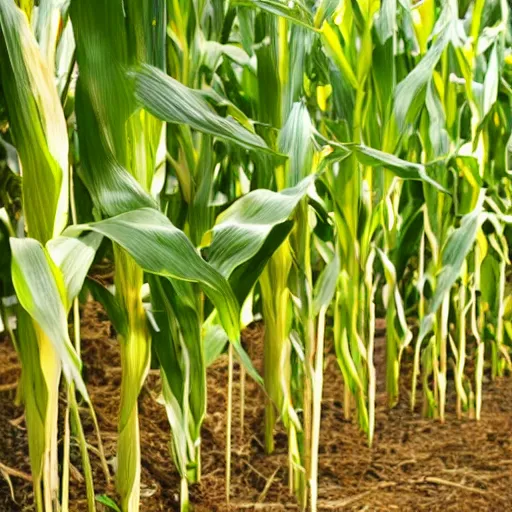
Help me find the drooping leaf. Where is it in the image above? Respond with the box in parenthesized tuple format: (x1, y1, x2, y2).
(377, 247, 412, 349)
(15, 308, 47, 489)
(322, 141, 448, 192)
(234, 0, 315, 29)
(206, 176, 314, 278)
(313, 251, 339, 315)
(154, 277, 205, 426)
(131, 64, 276, 155)
(47, 233, 103, 310)
(64, 208, 261, 384)
(10, 238, 88, 399)
(70, 0, 162, 218)
(431, 192, 486, 313)
(418, 191, 486, 341)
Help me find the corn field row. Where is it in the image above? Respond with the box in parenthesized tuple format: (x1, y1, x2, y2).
(0, 0, 511, 510)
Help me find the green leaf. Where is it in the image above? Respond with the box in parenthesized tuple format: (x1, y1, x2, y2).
(47, 233, 103, 310)
(393, 12, 452, 131)
(313, 251, 339, 316)
(279, 102, 315, 186)
(314, 0, 339, 28)
(75, 91, 157, 217)
(376, 248, 412, 347)
(153, 277, 205, 426)
(148, 275, 203, 480)
(234, 0, 315, 30)
(425, 80, 450, 158)
(393, 198, 424, 278)
(64, 208, 261, 384)
(207, 176, 314, 278)
(204, 323, 228, 367)
(95, 494, 122, 512)
(323, 141, 448, 192)
(159, 375, 191, 478)
(418, 191, 486, 341)
(321, 21, 358, 89)
(202, 40, 253, 69)
(373, 9, 396, 119)
(227, 221, 293, 305)
(148, 276, 185, 400)
(431, 193, 486, 313)
(352, 145, 448, 192)
(482, 42, 499, 117)
(0, 1, 68, 243)
(199, 88, 255, 133)
(131, 64, 276, 154)
(70, 0, 164, 218)
(10, 238, 88, 399)
(375, 0, 396, 44)
(15, 308, 47, 486)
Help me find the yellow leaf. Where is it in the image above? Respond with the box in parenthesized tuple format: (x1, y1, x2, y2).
(316, 84, 332, 111)
(412, 0, 435, 54)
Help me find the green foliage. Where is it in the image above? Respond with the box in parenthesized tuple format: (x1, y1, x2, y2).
(1, 1, 511, 511)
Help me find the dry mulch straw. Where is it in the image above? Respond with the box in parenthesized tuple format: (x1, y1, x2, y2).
(1, 302, 512, 511)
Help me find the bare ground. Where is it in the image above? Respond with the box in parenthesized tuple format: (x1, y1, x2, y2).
(1, 299, 512, 511)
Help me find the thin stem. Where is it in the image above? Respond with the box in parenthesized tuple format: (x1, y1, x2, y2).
(411, 232, 426, 411)
(385, 300, 398, 407)
(60, 50, 76, 105)
(61, 392, 71, 512)
(298, 201, 314, 510)
(70, 165, 110, 484)
(69, 301, 97, 512)
(240, 365, 246, 437)
(495, 257, 506, 378)
(473, 247, 484, 420)
(73, 299, 81, 353)
(0, 302, 18, 351)
(343, 381, 352, 420)
(70, 390, 96, 512)
(288, 427, 294, 494)
(226, 343, 234, 504)
(438, 295, 450, 423)
(367, 301, 376, 446)
(455, 262, 468, 418)
(310, 305, 327, 512)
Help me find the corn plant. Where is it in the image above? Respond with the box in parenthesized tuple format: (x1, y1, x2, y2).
(0, 4, 105, 510)
(2, 1, 512, 512)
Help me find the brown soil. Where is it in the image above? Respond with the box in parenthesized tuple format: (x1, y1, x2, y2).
(1, 299, 512, 511)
